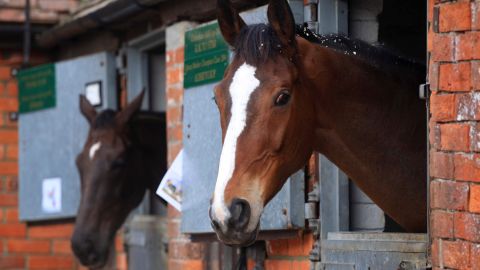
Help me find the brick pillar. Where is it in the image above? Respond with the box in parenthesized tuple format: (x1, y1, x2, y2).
(428, 0, 480, 269)
(165, 21, 208, 270)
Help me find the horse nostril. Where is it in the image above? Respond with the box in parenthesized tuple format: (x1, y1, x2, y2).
(211, 219, 221, 231)
(229, 198, 251, 230)
(87, 252, 99, 265)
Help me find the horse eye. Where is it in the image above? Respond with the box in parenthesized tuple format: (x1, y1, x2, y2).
(111, 158, 126, 169)
(274, 91, 291, 106)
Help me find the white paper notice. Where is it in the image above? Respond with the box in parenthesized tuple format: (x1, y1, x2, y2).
(156, 150, 183, 211)
(42, 178, 62, 213)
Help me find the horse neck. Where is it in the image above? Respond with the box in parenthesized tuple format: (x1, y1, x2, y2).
(300, 41, 427, 231)
(129, 113, 167, 190)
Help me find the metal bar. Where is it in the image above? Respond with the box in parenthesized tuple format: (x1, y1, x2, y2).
(23, 0, 31, 67)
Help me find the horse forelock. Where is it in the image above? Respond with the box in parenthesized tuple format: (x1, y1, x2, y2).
(93, 110, 117, 129)
(234, 24, 283, 65)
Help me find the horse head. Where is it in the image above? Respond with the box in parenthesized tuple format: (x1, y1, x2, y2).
(71, 91, 146, 268)
(210, 0, 316, 246)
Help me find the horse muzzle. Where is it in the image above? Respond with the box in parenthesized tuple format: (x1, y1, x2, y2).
(71, 232, 109, 269)
(209, 198, 260, 246)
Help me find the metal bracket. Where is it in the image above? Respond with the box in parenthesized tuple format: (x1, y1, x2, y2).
(419, 83, 430, 100)
(306, 182, 321, 269)
(398, 260, 430, 270)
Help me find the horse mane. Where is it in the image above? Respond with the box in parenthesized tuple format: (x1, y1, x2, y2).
(233, 23, 425, 76)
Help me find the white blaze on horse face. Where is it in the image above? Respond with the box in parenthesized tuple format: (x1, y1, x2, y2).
(212, 63, 260, 224)
(89, 142, 102, 160)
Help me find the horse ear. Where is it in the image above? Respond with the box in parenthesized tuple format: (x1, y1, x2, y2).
(217, 0, 246, 47)
(116, 90, 145, 127)
(267, 0, 296, 49)
(79, 95, 97, 124)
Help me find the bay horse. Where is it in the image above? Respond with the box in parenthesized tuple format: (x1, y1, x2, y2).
(210, 0, 426, 246)
(71, 91, 167, 268)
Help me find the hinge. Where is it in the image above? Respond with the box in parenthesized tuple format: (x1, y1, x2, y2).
(305, 182, 321, 270)
(419, 83, 430, 100)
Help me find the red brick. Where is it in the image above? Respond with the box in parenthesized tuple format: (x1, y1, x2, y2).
(52, 240, 73, 254)
(168, 124, 183, 142)
(267, 239, 289, 256)
(439, 123, 470, 151)
(430, 151, 454, 179)
(431, 34, 454, 61)
(0, 223, 27, 237)
(431, 239, 440, 268)
(5, 176, 18, 192)
(429, 62, 439, 91)
(175, 47, 185, 63)
(430, 210, 454, 238)
(29, 223, 74, 238)
(28, 256, 74, 269)
(167, 203, 181, 218)
(0, 255, 25, 269)
(430, 93, 456, 121)
(166, 86, 183, 105)
(6, 144, 17, 160)
(167, 219, 181, 238)
(474, 3, 480, 31)
(0, 66, 11, 80)
(5, 80, 18, 97)
(37, 0, 77, 12)
(442, 240, 470, 269)
(0, 161, 18, 175)
(30, 9, 59, 24)
(167, 67, 183, 85)
(473, 62, 480, 91)
(456, 32, 480, 60)
(168, 142, 183, 166)
(454, 212, 480, 242)
(291, 260, 310, 270)
(169, 240, 205, 260)
(265, 259, 292, 270)
(0, 193, 17, 206)
(0, 97, 17, 111)
(439, 62, 472, 91)
(439, 2, 472, 32)
(7, 239, 50, 254)
(5, 208, 18, 222)
(167, 106, 182, 126)
(472, 244, 480, 270)
(168, 259, 204, 270)
(430, 180, 469, 210)
(455, 92, 480, 121)
(0, 130, 18, 143)
(116, 252, 128, 270)
(470, 184, 480, 213)
(454, 153, 480, 182)
(115, 233, 125, 252)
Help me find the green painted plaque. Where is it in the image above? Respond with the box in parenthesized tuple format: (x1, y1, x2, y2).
(184, 22, 229, 88)
(18, 64, 56, 113)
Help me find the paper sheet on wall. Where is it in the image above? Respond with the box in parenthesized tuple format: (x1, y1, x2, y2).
(156, 150, 183, 211)
(42, 178, 62, 213)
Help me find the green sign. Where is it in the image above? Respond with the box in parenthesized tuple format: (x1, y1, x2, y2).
(18, 64, 56, 113)
(184, 22, 229, 88)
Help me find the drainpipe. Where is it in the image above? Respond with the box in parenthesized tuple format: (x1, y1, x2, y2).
(23, 0, 31, 67)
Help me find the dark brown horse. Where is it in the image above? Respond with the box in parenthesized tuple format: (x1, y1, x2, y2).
(71, 92, 166, 268)
(210, 0, 426, 246)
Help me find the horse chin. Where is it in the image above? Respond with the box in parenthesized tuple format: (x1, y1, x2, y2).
(216, 223, 260, 247)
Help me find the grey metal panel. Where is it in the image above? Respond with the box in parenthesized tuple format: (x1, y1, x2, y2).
(318, 0, 348, 35)
(126, 48, 149, 109)
(181, 84, 304, 234)
(319, 155, 350, 239)
(19, 52, 117, 221)
(322, 232, 427, 270)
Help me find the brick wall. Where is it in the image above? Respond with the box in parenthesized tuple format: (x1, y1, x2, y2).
(429, 0, 480, 269)
(0, 0, 78, 24)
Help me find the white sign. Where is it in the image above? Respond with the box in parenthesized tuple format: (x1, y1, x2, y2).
(42, 178, 62, 213)
(156, 150, 183, 211)
(85, 82, 102, 107)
